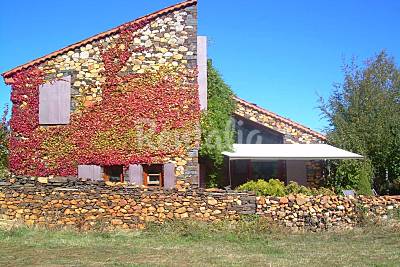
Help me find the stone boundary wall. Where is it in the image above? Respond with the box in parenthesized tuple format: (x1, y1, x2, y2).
(0, 178, 255, 230)
(0, 177, 399, 230)
(257, 194, 400, 230)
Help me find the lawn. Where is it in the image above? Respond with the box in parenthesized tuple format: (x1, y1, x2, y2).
(0, 220, 399, 267)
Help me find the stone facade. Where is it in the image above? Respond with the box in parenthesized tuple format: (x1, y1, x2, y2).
(55, 5, 198, 113)
(0, 178, 398, 231)
(234, 97, 326, 144)
(306, 160, 324, 188)
(3, 1, 200, 183)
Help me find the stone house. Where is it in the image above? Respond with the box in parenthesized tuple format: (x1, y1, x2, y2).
(2, 0, 361, 189)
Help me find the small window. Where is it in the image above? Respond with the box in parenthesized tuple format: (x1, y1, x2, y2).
(103, 165, 124, 182)
(143, 164, 163, 187)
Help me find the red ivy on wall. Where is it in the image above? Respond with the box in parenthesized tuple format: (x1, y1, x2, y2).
(8, 21, 200, 177)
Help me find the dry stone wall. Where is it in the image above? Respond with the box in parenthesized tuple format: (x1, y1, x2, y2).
(1, 177, 399, 231)
(257, 194, 400, 230)
(0, 177, 255, 230)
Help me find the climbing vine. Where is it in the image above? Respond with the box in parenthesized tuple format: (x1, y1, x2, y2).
(7, 21, 200, 177)
(200, 60, 236, 187)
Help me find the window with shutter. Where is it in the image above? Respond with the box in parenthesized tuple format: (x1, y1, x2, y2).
(39, 75, 71, 125)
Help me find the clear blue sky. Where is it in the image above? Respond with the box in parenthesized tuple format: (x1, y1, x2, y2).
(1, 0, 399, 132)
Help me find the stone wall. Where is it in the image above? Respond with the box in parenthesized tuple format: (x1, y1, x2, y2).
(234, 97, 326, 144)
(257, 194, 400, 230)
(0, 177, 255, 230)
(306, 160, 324, 188)
(1, 177, 398, 231)
(4, 1, 200, 183)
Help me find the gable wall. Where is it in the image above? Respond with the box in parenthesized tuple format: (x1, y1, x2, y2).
(234, 101, 325, 144)
(233, 115, 284, 144)
(6, 3, 200, 183)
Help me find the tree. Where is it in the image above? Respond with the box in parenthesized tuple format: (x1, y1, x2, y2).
(0, 105, 9, 176)
(320, 51, 400, 194)
(200, 60, 236, 187)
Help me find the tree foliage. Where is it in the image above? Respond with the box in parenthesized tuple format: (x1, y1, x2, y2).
(200, 60, 236, 187)
(326, 159, 374, 195)
(320, 51, 400, 194)
(0, 106, 9, 176)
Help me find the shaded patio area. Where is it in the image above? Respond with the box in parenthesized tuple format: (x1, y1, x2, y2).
(222, 144, 363, 187)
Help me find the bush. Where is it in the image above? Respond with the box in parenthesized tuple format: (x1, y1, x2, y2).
(286, 181, 312, 195)
(312, 187, 336, 196)
(326, 160, 373, 195)
(236, 179, 286, 196)
(237, 179, 335, 196)
(286, 181, 335, 196)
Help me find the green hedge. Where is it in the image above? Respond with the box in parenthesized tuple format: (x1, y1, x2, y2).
(236, 179, 335, 196)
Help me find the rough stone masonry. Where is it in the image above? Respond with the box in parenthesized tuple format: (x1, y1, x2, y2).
(1, 177, 400, 230)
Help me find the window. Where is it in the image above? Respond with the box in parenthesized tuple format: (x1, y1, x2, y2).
(251, 161, 278, 180)
(147, 174, 161, 186)
(103, 165, 124, 182)
(39, 75, 71, 125)
(143, 164, 163, 187)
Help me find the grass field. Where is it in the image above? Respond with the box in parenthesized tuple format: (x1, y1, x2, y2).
(0, 220, 399, 267)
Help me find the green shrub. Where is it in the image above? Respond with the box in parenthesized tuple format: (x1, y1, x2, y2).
(326, 160, 373, 195)
(237, 179, 286, 196)
(286, 181, 312, 195)
(310, 187, 336, 196)
(237, 179, 335, 196)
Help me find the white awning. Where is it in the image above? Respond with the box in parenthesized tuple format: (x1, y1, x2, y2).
(222, 144, 363, 160)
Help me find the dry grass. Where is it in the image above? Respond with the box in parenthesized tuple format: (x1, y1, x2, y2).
(0, 219, 399, 267)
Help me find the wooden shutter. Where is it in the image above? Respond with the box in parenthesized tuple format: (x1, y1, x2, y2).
(91, 165, 102, 181)
(78, 165, 102, 181)
(39, 75, 71, 124)
(163, 163, 176, 189)
(128, 164, 143, 185)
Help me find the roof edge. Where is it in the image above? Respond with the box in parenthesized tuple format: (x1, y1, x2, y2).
(2, 0, 197, 78)
(233, 96, 327, 141)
